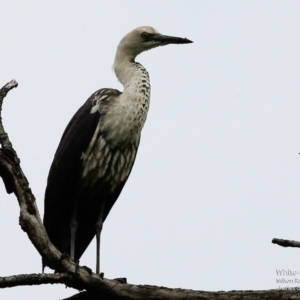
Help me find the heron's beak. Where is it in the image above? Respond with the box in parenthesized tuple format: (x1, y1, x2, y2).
(152, 34, 193, 45)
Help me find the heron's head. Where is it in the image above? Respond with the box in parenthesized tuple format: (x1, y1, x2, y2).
(117, 26, 193, 60)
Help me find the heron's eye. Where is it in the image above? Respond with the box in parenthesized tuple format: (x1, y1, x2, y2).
(141, 32, 151, 41)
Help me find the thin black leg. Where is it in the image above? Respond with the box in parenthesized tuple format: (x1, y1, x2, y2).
(70, 202, 78, 262)
(95, 201, 105, 275)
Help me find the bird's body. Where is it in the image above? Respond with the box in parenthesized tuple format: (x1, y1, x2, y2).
(43, 26, 192, 273)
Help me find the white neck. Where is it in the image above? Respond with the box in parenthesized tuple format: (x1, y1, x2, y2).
(99, 48, 150, 149)
(113, 46, 148, 88)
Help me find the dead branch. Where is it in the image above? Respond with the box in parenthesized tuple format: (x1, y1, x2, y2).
(272, 238, 300, 248)
(0, 273, 72, 288)
(0, 80, 106, 290)
(1, 79, 300, 299)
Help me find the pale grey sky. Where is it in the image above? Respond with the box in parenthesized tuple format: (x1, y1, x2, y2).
(1, 1, 300, 299)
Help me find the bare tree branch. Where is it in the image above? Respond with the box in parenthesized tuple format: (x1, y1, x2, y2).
(272, 238, 300, 248)
(0, 273, 72, 288)
(0, 79, 20, 193)
(1, 79, 300, 299)
(0, 79, 18, 151)
(0, 81, 111, 292)
(1, 271, 300, 300)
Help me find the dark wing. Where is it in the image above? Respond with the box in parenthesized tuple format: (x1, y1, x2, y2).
(43, 88, 140, 263)
(73, 132, 141, 260)
(44, 91, 102, 255)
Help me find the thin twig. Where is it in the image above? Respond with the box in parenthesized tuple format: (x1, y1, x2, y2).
(272, 238, 300, 248)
